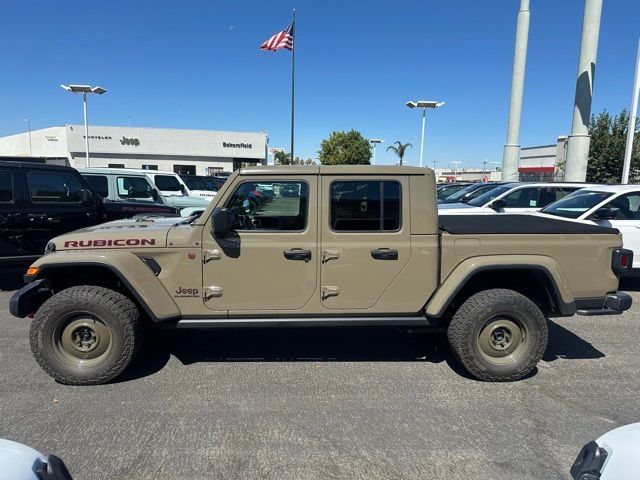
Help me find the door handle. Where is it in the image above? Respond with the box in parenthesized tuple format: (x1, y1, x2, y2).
(371, 248, 398, 260)
(283, 248, 312, 262)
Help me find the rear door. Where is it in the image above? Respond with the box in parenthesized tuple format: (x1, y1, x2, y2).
(320, 176, 410, 309)
(202, 175, 318, 312)
(0, 167, 23, 258)
(22, 169, 100, 254)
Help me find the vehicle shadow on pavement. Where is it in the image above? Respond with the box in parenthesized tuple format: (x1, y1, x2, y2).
(543, 319, 604, 361)
(119, 327, 476, 382)
(0, 268, 26, 292)
(120, 319, 603, 383)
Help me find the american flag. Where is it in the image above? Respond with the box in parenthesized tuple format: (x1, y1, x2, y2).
(260, 21, 294, 51)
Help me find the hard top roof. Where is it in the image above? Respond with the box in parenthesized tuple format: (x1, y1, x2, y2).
(239, 165, 433, 175)
(0, 161, 76, 172)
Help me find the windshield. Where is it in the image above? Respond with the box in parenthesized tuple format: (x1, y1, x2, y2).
(181, 175, 217, 191)
(437, 184, 467, 200)
(467, 185, 512, 207)
(540, 190, 613, 219)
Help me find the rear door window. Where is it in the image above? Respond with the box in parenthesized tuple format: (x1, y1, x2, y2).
(83, 175, 109, 198)
(330, 180, 401, 231)
(28, 172, 84, 203)
(0, 170, 14, 202)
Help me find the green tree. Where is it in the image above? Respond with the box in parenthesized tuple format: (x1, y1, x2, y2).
(274, 150, 292, 165)
(318, 130, 371, 165)
(586, 109, 640, 183)
(386, 141, 412, 166)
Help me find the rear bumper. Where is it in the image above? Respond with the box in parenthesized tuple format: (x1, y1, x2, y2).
(576, 291, 632, 316)
(9, 279, 51, 318)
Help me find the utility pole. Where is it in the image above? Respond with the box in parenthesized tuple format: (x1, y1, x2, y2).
(622, 38, 640, 184)
(502, 0, 531, 182)
(564, 0, 603, 181)
(451, 161, 461, 180)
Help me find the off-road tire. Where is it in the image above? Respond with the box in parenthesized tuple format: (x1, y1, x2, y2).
(447, 288, 548, 382)
(29, 286, 141, 385)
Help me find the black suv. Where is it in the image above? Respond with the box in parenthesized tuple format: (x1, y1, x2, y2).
(0, 162, 176, 267)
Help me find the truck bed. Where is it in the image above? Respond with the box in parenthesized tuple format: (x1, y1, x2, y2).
(438, 214, 619, 235)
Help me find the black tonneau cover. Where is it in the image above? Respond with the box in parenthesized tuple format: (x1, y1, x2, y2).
(438, 214, 619, 235)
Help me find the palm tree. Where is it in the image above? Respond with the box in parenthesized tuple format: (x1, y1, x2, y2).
(386, 141, 412, 166)
(274, 150, 292, 165)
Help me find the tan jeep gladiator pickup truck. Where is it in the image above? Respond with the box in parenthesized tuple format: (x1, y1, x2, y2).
(10, 166, 633, 385)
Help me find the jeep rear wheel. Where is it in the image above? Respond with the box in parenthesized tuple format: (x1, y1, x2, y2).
(29, 286, 141, 385)
(447, 288, 548, 382)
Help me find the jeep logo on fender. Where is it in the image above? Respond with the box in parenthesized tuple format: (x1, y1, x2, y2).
(120, 136, 140, 146)
(63, 239, 156, 248)
(174, 287, 199, 298)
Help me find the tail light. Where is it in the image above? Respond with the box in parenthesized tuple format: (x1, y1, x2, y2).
(612, 248, 633, 275)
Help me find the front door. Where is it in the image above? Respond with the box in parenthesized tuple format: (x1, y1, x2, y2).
(320, 176, 410, 310)
(202, 176, 318, 312)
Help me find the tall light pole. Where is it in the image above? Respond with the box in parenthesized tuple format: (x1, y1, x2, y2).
(432, 160, 438, 170)
(406, 100, 445, 167)
(451, 161, 461, 180)
(564, 0, 603, 181)
(502, 0, 531, 182)
(369, 138, 384, 165)
(622, 38, 640, 184)
(60, 84, 107, 168)
(23, 118, 32, 156)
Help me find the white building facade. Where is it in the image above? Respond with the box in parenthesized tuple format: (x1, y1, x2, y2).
(0, 125, 267, 174)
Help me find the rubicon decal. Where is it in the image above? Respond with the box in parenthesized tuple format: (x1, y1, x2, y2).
(63, 239, 156, 248)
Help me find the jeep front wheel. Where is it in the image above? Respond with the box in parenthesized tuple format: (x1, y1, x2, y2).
(447, 288, 548, 382)
(29, 286, 142, 385)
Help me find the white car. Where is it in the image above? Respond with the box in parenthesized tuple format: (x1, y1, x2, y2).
(438, 182, 590, 214)
(178, 174, 219, 199)
(538, 184, 640, 270)
(571, 423, 640, 480)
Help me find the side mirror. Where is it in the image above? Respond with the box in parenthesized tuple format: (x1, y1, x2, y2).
(211, 207, 231, 237)
(589, 207, 617, 220)
(151, 189, 160, 201)
(79, 189, 93, 205)
(489, 198, 507, 210)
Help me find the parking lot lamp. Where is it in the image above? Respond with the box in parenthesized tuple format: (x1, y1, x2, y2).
(60, 84, 107, 168)
(406, 100, 445, 167)
(369, 139, 384, 165)
(24, 118, 32, 156)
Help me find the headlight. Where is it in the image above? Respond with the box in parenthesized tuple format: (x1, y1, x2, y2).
(44, 242, 56, 255)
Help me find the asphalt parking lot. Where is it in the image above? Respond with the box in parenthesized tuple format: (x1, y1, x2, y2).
(1, 275, 639, 480)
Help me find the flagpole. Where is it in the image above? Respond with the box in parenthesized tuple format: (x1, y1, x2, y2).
(290, 9, 296, 161)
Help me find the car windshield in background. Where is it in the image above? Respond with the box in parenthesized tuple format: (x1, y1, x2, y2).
(540, 190, 614, 219)
(181, 175, 217, 191)
(154, 175, 182, 192)
(466, 185, 512, 207)
(437, 184, 467, 200)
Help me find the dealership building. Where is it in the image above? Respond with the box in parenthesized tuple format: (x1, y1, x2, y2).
(0, 125, 267, 174)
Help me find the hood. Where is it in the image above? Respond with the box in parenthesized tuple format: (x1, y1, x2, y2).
(163, 195, 211, 208)
(50, 216, 187, 251)
(438, 202, 476, 210)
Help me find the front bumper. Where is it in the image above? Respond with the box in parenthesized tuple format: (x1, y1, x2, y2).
(576, 291, 632, 316)
(9, 279, 51, 318)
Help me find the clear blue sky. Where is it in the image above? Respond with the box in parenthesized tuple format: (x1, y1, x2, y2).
(0, 0, 638, 167)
